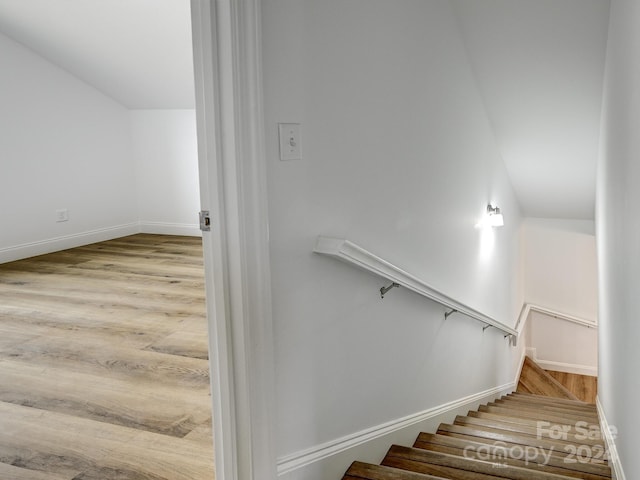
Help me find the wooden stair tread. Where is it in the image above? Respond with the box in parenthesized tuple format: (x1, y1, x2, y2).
(466, 411, 604, 445)
(453, 415, 604, 447)
(519, 357, 580, 401)
(508, 392, 595, 409)
(437, 423, 607, 463)
(383, 445, 578, 480)
(500, 395, 595, 413)
(414, 433, 611, 478)
(344, 461, 448, 480)
(341, 358, 608, 480)
(412, 435, 610, 480)
(437, 428, 608, 468)
(478, 404, 600, 430)
(488, 400, 598, 422)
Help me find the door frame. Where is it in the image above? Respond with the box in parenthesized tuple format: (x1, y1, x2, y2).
(191, 1, 276, 479)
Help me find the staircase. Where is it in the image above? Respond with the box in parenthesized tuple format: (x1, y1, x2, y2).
(342, 359, 610, 480)
(517, 356, 580, 401)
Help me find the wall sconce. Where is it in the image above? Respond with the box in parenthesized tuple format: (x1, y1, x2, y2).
(486, 204, 504, 227)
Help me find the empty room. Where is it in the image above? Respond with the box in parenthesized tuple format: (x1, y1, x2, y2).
(0, 1, 215, 478)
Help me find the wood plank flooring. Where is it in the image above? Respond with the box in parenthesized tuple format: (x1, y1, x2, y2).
(546, 370, 598, 404)
(0, 234, 214, 480)
(516, 356, 580, 401)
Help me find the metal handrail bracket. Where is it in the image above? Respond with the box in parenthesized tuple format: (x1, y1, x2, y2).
(314, 236, 517, 339)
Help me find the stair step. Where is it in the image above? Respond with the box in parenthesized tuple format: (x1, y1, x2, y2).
(489, 399, 599, 422)
(467, 411, 604, 445)
(478, 404, 601, 430)
(340, 358, 609, 480)
(414, 433, 611, 479)
(503, 394, 596, 412)
(437, 423, 608, 464)
(455, 414, 604, 447)
(382, 445, 577, 480)
(343, 461, 448, 480)
(519, 357, 580, 401)
(433, 429, 609, 471)
(508, 392, 596, 410)
(412, 433, 610, 480)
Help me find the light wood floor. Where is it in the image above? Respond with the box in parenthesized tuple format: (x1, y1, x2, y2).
(0, 234, 214, 479)
(546, 369, 598, 404)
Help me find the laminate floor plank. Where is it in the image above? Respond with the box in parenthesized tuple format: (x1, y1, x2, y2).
(0, 234, 214, 479)
(0, 273, 206, 302)
(0, 359, 211, 437)
(0, 309, 191, 350)
(145, 330, 210, 360)
(0, 289, 204, 317)
(0, 325, 210, 389)
(0, 461, 74, 480)
(183, 421, 214, 444)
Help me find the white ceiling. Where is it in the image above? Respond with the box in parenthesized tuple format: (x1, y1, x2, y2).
(0, 0, 195, 109)
(453, 0, 611, 219)
(0, 0, 610, 219)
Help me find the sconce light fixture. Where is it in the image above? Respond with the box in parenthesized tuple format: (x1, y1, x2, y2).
(486, 204, 504, 227)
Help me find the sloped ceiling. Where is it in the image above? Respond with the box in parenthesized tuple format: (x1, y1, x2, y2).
(0, 0, 194, 109)
(0, 0, 611, 219)
(452, 0, 611, 219)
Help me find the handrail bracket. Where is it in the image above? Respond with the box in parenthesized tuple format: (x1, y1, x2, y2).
(444, 309, 458, 320)
(380, 282, 400, 299)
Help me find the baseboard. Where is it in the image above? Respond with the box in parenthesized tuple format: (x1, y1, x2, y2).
(0, 223, 140, 263)
(276, 381, 515, 479)
(525, 348, 598, 377)
(597, 396, 626, 480)
(139, 222, 201, 237)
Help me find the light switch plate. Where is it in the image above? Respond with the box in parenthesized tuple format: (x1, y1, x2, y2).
(279, 123, 302, 161)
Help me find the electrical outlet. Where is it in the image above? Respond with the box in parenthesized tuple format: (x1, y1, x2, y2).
(56, 209, 69, 222)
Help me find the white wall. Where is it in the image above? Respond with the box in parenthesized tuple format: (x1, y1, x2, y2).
(521, 218, 598, 375)
(130, 110, 200, 236)
(262, 1, 523, 477)
(523, 218, 598, 320)
(597, 0, 640, 477)
(0, 31, 138, 260)
(0, 30, 201, 262)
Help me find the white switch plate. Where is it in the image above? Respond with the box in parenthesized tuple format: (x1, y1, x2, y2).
(56, 209, 69, 222)
(278, 123, 302, 161)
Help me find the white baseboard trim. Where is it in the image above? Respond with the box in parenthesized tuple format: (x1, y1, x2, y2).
(525, 348, 597, 377)
(139, 222, 201, 237)
(276, 380, 515, 476)
(0, 223, 140, 263)
(597, 396, 626, 480)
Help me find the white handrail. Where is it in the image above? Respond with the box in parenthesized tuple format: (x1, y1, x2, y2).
(516, 303, 598, 333)
(314, 236, 517, 338)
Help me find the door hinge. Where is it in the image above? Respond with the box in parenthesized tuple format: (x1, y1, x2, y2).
(199, 210, 211, 232)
